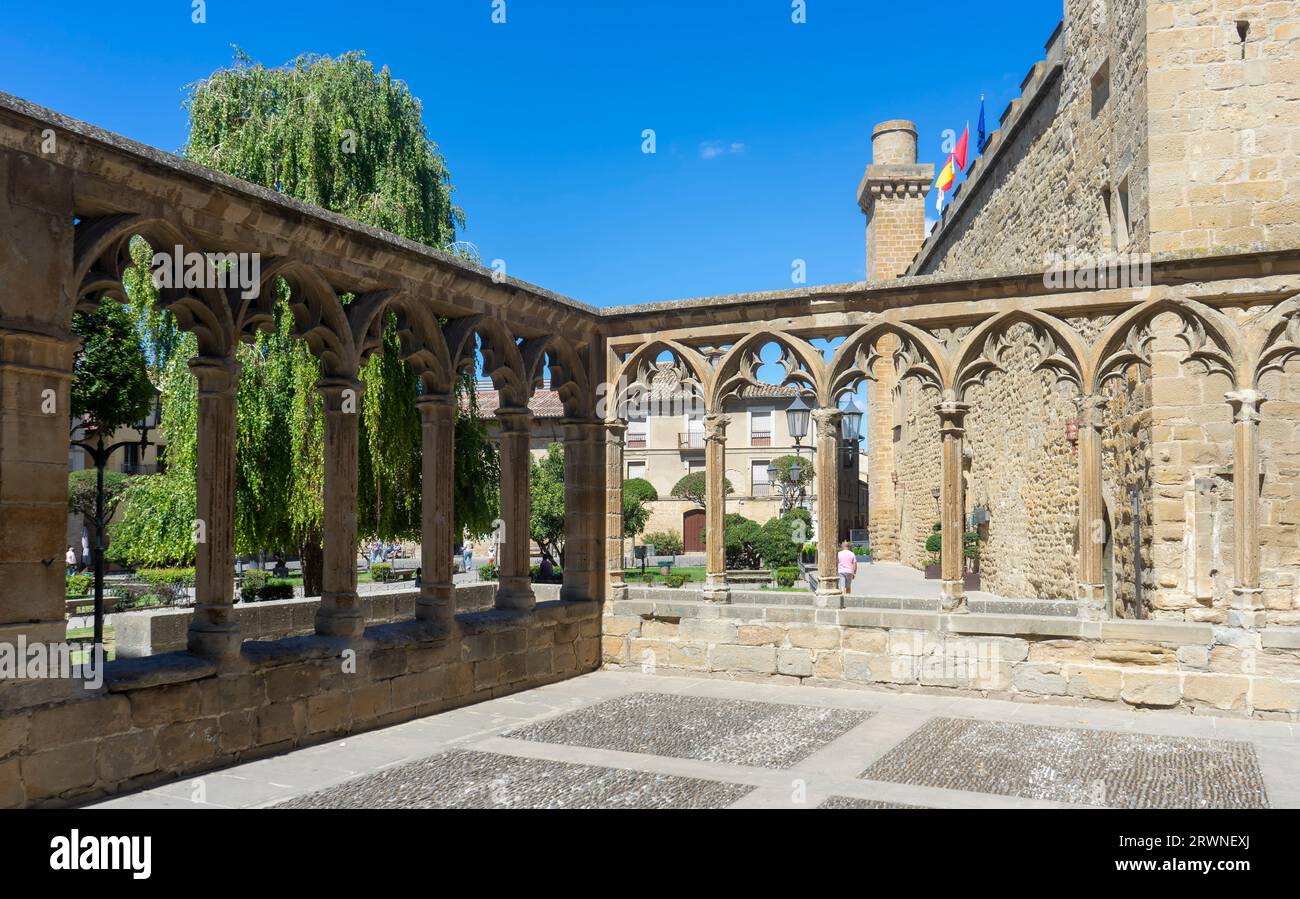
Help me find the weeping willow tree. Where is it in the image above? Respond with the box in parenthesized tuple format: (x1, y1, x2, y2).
(109, 50, 500, 589)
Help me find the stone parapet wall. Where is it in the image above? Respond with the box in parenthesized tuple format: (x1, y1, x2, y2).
(0, 597, 600, 808)
(111, 583, 520, 658)
(602, 596, 1300, 720)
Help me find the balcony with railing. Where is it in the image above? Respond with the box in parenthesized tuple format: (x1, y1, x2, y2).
(751, 481, 772, 497)
(750, 430, 771, 447)
(678, 432, 705, 450)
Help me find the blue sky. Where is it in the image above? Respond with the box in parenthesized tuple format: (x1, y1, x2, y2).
(1, 0, 1062, 307)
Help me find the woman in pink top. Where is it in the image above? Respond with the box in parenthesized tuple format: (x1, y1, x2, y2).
(837, 541, 858, 592)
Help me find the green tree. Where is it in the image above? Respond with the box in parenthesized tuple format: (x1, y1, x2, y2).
(670, 472, 733, 508)
(529, 444, 566, 567)
(641, 529, 683, 557)
(622, 478, 655, 538)
(71, 296, 155, 437)
(111, 50, 498, 586)
(68, 469, 131, 524)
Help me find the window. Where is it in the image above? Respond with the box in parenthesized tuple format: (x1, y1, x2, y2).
(750, 407, 772, 446)
(627, 415, 647, 449)
(688, 459, 705, 474)
(1090, 58, 1110, 118)
(681, 413, 704, 450)
(752, 460, 771, 497)
(627, 461, 646, 481)
(1116, 178, 1131, 249)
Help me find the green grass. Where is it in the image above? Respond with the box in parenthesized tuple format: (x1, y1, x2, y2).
(65, 626, 116, 663)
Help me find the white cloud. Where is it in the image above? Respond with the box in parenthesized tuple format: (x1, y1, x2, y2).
(699, 140, 745, 160)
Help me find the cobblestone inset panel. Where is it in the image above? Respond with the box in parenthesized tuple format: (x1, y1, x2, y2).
(860, 717, 1269, 809)
(276, 749, 752, 809)
(504, 692, 870, 769)
(818, 796, 927, 809)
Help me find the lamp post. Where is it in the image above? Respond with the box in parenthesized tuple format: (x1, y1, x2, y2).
(773, 395, 812, 515)
(70, 395, 161, 657)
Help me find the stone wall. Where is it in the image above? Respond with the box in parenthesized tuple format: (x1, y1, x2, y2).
(911, 0, 1150, 276)
(602, 592, 1300, 719)
(964, 324, 1080, 599)
(0, 597, 600, 808)
(1259, 360, 1300, 626)
(1146, 0, 1300, 255)
(893, 381, 942, 570)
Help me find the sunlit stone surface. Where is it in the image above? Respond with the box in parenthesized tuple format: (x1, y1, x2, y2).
(276, 749, 752, 809)
(861, 717, 1269, 809)
(505, 691, 870, 768)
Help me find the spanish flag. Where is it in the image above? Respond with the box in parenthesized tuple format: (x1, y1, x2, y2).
(935, 153, 956, 211)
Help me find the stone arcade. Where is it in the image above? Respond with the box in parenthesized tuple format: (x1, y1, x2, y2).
(3, 1, 1300, 808)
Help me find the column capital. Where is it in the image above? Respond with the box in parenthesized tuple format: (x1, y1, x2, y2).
(189, 355, 242, 396)
(316, 377, 365, 412)
(812, 406, 843, 440)
(415, 391, 456, 423)
(605, 419, 628, 441)
(703, 412, 730, 442)
(1225, 389, 1266, 422)
(496, 405, 533, 434)
(935, 400, 970, 433)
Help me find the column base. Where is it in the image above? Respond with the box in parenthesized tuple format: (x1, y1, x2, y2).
(1075, 582, 1107, 621)
(940, 579, 967, 614)
(315, 592, 366, 638)
(701, 575, 730, 604)
(495, 576, 536, 611)
(606, 579, 628, 602)
(814, 588, 844, 609)
(415, 583, 455, 624)
(186, 624, 242, 660)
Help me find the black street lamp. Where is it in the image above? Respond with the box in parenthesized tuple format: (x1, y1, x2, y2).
(70, 395, 161, 657)
(839, 396, 864, 443)
(785, 394, 811, 447)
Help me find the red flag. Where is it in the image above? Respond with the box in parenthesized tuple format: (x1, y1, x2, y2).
(954, 124, 970, 173)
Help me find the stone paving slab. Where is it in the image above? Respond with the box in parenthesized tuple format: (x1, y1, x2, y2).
(503, 691, 870, 769)
(275, 749, 753, 809)
(90, 670, 1299, 810)
(860, 717, 1270, 809)
(818, 796, 927, 809)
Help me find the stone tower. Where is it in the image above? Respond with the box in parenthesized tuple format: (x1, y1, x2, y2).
(858, 120, 933, 281)
(858, 120, 932, 561)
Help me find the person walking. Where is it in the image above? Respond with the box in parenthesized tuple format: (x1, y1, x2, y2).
(462, 540, 473, 573)
(837, 540, 858, 593)
(65, 545, 77, 577)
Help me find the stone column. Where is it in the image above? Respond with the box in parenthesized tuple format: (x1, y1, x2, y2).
(416, 393, 455, 625)
(813, 407, 844, 608)
(702, 412, 731, 603)
(1226, 389, 1265, 629)
(1075, 394, 1109, 620)
(187, 357, 243, 659)
(315, 377, 366, 638)
(495, 406, 535, 611)
(561, 419, 601, 602)
(936, 400, 970, 613)
(605, 421, 627, 602)
(0, 330, 77, 646)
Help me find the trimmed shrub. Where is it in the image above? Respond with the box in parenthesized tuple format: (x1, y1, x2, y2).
(137, 567, 195, 604)
(369, 562, 395, 583)
(774, 566, 799, 588)
(66, 573, 92, 597)
(723, 513, 762, 570)
(479, 563, 499, 582)
(239, 569, 270, 602)
(641, 529, 683, 557)
(259, 579, 295, 601)
(663, 573, 687, 589)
